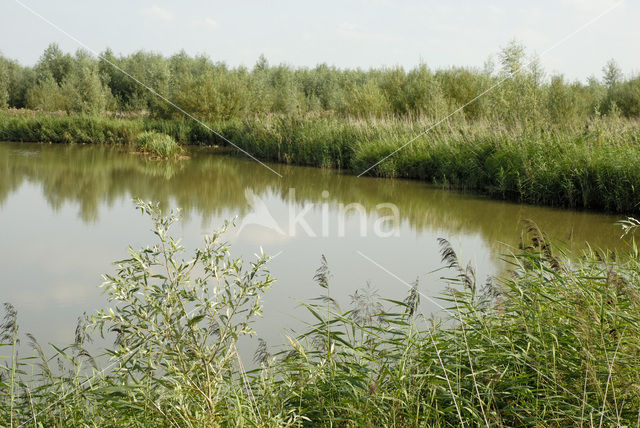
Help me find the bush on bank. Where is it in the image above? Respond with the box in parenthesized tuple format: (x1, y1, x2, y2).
(135, 131, 182, 158)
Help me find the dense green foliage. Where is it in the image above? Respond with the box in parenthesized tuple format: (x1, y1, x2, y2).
(2, 111, 640, 213)
(135, 131, 182, 158)
(1, 41, 640, 212)
(1, 203, 640, 426)
(0, 110, 140, 143)
(1, 42, 640, 122)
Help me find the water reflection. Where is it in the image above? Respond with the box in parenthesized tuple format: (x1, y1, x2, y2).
(0, 142, 623, 250)
(0, 141, 626, 349)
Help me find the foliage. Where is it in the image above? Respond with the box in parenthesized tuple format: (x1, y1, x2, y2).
(135, 131, 182, 158)
(1, 205, 640, 426)
(2, 110, 640, 212)
(0, 110, 141, 144)
(34, 43, 72, 86)
(92, 200, 275, 425)
(59, 51, 111, 114)
(0, 59, 8, 109)
(2, 42, 640, 121)
(0, 57, 34, 109)
(2, 40, 640, 212)
(25, 75, 67, 112)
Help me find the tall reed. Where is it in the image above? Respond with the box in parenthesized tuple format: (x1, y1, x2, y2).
(1, 204, 639, 426)
(3, 111, 638, 213)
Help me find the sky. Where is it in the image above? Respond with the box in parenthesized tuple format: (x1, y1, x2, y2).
(0, 0, 637, 82)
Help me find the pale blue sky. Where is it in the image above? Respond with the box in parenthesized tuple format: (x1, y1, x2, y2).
(0, 0, 637, 81)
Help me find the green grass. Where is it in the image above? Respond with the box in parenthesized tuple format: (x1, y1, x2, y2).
(0, 109, 141, 143)
(2, 110, 640, 212)
(135, 131, 182, 158)
(1, 202, 640, 426)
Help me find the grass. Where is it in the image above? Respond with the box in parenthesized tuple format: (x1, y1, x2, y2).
(1, 201, 640, 426)
(135, 131, 182, 158)
(0, 109, 141, 144)
(2, 110, 640, 213)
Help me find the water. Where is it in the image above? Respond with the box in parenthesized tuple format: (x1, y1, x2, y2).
(0, 141, 624, 351)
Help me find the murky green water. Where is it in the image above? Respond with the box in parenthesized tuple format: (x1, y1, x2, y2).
(0, 141, 625, 348)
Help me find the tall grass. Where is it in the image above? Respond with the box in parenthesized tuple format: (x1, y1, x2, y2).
(135, 131, 182, 158)
(0, 110, 141, 143)
(1, 202, 640, 426)
(3, 110, 639, 212)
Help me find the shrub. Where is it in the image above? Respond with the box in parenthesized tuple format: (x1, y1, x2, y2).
(135, 131, 182, 158)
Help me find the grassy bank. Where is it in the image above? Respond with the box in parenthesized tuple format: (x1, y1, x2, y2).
(2, 110, 640, 213)
(1, 202, 640, 426)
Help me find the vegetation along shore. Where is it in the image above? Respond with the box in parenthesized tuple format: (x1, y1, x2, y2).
(3, 1, 640, 426)
(2, 201, 640, 426)
(2, 41, 640, 213)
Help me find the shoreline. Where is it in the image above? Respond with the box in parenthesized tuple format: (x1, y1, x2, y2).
(2, 110, 639, 214)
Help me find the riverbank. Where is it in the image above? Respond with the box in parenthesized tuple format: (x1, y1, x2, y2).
(1, 202, 639, 426)
(2, 110, 640, 212)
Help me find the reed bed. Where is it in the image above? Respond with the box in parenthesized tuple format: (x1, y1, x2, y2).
(1, 202, 640, 426)
(135, 131, 182, 158)
(0, 110, 141, 144)
(2, 111, 640, 213)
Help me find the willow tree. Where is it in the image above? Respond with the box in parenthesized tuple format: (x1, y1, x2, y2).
(59, 50, 112, 114)
(0, 58, 8, 108)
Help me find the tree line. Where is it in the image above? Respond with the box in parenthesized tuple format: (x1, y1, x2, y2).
(0, 41, 638, 125)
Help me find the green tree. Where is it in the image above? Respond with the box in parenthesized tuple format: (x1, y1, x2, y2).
(0, 57, 8, 108)
(401, 64, 448, 118)
(379, 67, 408, 115)
(602, 59, 622, 89)
(546, 75, 591, 125)
(499, 39, 526, 77)
(35, 43, 72, 85)
(490, 40, 544, 125)
(269, 65, 304, 114)
(26, 75, 67, 111)
(341, 80, 390, 117)
(173, 67, 249, 120)
(615, 76, 640, 118)
(100, 50, 170, 113)
(585, 75, 606, 115)
(437, 67, 488, 120)
(298, 63, 343, 112)
(601, 59, 625, 116)
(59, 50, 111, 114)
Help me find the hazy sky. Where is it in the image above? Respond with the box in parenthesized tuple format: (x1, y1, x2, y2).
(0, 0, 637, 81)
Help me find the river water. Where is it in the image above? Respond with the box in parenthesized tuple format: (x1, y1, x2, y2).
(0, 141, 625, 350)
